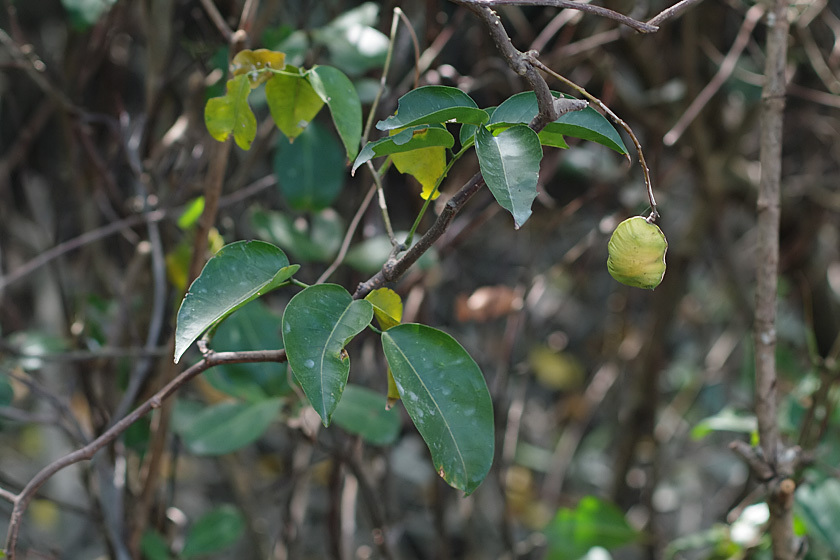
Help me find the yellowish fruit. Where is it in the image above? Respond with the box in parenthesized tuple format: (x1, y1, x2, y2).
(607, 217, 667, 290)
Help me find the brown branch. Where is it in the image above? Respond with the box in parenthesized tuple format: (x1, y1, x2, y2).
(647, 0, 706, 27)
(2, 349, 287, 559)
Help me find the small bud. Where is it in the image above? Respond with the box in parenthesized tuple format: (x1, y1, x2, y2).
(607, 217, 667, 289)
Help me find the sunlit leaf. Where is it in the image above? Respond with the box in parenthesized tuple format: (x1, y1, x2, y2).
(365, 287, 402, 330)
(475, 124, 542, 229)
(313, 3, 389, 75)
(282, 284, 373, 425)
(265, 69, 325, 141)
(377, 86, 488, 131)
(204, 75, 257, 150)
(177, 197, 205, 230)
(231, 49, 286, 88)
(381, 324, 494, 494)
(174, 241, 299, 363)
(391, 142, 447, 200)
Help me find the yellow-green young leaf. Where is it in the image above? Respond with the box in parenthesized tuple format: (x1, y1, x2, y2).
(389, 129, 446, 200)
(230, 49, 286, 88)
(266, 69, 325, 141)
(607, 217, 667, 290)
(365, 287, 402, 330)
(204, 75, 257, 150)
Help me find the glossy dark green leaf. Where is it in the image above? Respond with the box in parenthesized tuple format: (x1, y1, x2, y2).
(352, 125, 454, 173)
(274, 120, 345, 211)
(204, 75, 257, 150)
(377, 86, 488, 131)
(459, 107, 496, 148)
(282, 285, 373, 426)
(308, 65, 363, 160)
(265, 69, 325, 140)
(181, 505, 245, 558)
(475, 124, 542, 229)
(544, 496, 640, 560)
(491, 91, 627, 154)
(331, 384, 400, 446)
(251, 208, 343, 263)
(174, 241, 299, 363)
(205, 300, 290, 402)
(796, 479, 840, 552)
(381, 324, 494, 495)
(178, 399, 282, 456)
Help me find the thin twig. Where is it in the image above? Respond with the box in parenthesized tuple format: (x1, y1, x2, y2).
(2, 349, 287, 559)
(316, 184, 378, 285)
(647, 0, 707, 26)
(452, 0, 658, 33)
(529, 56, 659, 219)
(366, 160, 399, 247)
(663, 4, 764, 146)
(199, 0, 233, 42)
(394, 8, 420, 89)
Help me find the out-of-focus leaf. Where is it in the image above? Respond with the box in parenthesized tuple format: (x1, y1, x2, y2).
(204, 300, 290, 402)
(274, 120, 345, 211)
(528, 346, 585, 391)
(177, 197, 205, 230)
(382, 324, 494, 494)
(344, 233, 438, 274)
(5, 331, 67, 372)
(177, 399, 282, 456)
(140, 531, 171, 560)
(313, 3, 389, 75)
(174, 241, 298, 363)
(230, 49, 286, 88)
(796, 479, 840, 552)
(331, 384, 400, 446)
(61, 0, 116, 30)
(251, 208, 343, 263)
(265, 68, 324, 140)
(204, 75, 257, 150)
(377, 86, 488, 131)
(475, 124, 542, 229)
(0, 377, 14, 407)
(181, 505, 245, 558)
(308, 65, 363, 160)
(543, 496, 640, 560)
(282, 285, 373, 425)
(352, 125, 453, 174)
(690, 407, 757, 440)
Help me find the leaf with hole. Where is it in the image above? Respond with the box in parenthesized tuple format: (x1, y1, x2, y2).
(204, 75, 257, 150)
(381, 324, 494, 494)
(475, 124, 542, 229)
(377, 86, 488, 131)
(282, 284, 373, 425)
(174, 240, 299, 363)
(307, 65, 363, 160)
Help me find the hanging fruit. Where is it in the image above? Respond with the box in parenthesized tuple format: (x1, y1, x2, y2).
(607, 216, 667, 290)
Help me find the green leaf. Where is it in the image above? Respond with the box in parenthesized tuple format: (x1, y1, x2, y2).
(0, 376, 13, 407)
(181, 505, 245, 558)
(178, 399, 282, 456)
(282, 285, 373, 425)
(312, 3, 389, 75)
(365, 288, 402, 330)
(204, 300, 291, 402)
(140, 531, 171, 560)
(475, 124, 542, 229)
(690, 407, 757, 440)
(352, 125, 454, 173)
(491, 91, 627, 154)
(377, 86, 488, 131)
(230, 49, 286, 88)
(61, 0, 116, 30)
(344, 232, 438, 275)
(381, 324, 494, 495)
(251, 208, 343, 263)
(544, 496, 640, 560)
(177, 197, 205, 230)
(308, 65, 363, 160)
(331, 384, 400, 446)
(265, 68, 325, 141)
(204, 75, 258, 150)
(274, 120, 345, 211)
(796, 479, 840, 552)
(174, 240, 299, 363)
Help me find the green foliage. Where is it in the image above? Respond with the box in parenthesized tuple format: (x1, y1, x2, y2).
(331, 384, 401, 445)
(250, 208, 343, 263)
(174, 241, 299, 363)
(475, 124, 543, 229)
(381, 324, 494, 495)
(61, 0, 115, 30)
(376, 85, 489, 131)
(265, 68, 325, 140)
(796, 478, 840, 553)
(204, 75, 257, 149)
(181, 505, 245, 558)
(175, 398, 282, 456)
(282, 284, 374, 426)
(352, 125, 454, 173)
(308, 65, 364, 160)
(543, 496, 640, 560)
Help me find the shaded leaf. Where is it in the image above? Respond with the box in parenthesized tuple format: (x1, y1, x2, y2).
(282, 285, 373, 425)
(796, 479, 840, 552)
(61, 0, 115, 30)
(377, 86, 488, 131)
(251, 208, 343, 263)
(181, 505, 245, 558)
(174, 240, 298, 363)
(140, 531, 171, 560)
(204, 75, 257, 150)
(265, 68, 325, 141)
(544, 496, 640, 560)
(231, 49, 286, 88)
(331, 384, 400, 445)
(274, 120, 345, 211)
(178, 399, 282, 456)
(308, 65, 363, 160)
(475, 124, 542, 229)
(381, 324, 494, 494)
(352, 125, 453, 174)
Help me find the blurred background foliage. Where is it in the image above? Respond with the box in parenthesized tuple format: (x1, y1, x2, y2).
(1, 0, 840, 559)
